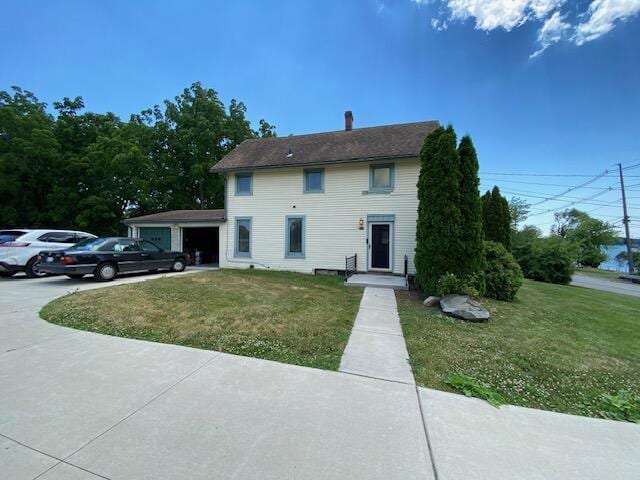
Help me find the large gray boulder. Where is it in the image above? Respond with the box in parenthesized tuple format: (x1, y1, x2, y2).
(440, 295, 490, 322)
(423, 296, 441, 307)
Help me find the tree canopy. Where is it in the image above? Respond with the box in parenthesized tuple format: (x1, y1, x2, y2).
(552, 209, 617, 268)
(0, 83, 275, 235)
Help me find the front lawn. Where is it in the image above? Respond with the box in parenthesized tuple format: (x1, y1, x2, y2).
(41, 270, 362, 370)
(397, 280, 640, 420)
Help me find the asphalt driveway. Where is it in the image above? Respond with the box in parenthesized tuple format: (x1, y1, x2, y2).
(572, 273, 640, 297)
(1, 273, 639, 479)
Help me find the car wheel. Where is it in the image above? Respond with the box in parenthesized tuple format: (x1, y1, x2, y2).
(0, 271, 16, 278)
(26, 257, 47, 278)
(171, 258, 186, 272)
(66, 274, 85, 279)
(95, 263, 117, 282)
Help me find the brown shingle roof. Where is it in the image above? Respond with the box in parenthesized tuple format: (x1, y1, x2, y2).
(211, 120, 439, 172)
(123, 209, 225, 225)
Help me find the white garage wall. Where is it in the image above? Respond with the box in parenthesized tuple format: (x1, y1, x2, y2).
(220, 158, 420, 275)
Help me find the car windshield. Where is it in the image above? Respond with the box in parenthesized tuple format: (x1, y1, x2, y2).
(68, 238, 107, 251)
(0, 231, 27, 244)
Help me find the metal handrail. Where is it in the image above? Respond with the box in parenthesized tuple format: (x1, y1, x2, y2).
(345, 254, 357, 280)
(404, 254, 409, 288)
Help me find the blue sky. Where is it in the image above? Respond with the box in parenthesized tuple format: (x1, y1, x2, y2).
(2, 0, 640, 237)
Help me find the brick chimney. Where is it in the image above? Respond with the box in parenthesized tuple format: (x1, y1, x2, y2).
(344, 111, 353, 131)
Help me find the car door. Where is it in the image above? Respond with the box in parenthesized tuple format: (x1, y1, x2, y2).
(136, 240, 170, 269)
(111, 239, 143, 272)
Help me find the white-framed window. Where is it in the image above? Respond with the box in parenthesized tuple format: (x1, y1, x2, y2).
(369, 163, 394, 192)
(235, 217, 252, 257)
(285, 215, 305, 258)
(235, 173, 252, 196)
(303, 168, 324, 193)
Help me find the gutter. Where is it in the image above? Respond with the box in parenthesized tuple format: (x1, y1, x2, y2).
(122, 218, 226, 225)
(210, 153, 419, 174)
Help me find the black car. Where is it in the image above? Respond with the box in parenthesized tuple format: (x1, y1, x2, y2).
(38, 237, 187, 281)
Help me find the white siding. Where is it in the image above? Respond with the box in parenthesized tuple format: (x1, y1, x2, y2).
(220, 159, 420, 275)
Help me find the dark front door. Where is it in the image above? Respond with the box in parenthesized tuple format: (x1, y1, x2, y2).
(371, 224, 390, 269)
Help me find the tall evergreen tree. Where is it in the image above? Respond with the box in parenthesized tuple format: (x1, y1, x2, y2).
(457, 135, 484, 276)
(415, 125, 464, 292)
(498, 189, 512, 250)
(482, 186, 511, 250)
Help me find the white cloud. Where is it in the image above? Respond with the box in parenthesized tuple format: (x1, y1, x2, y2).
(422, 0, 640, 57)
(574, 0, 640, 44)
(444, 0, 565, 31)
(530, 11, 571, 58)
(529, 0, 566, 19)
(431, 18, 449, 30)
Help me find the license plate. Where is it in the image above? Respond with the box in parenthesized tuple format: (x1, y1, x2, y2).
(46, 257, 54, 263)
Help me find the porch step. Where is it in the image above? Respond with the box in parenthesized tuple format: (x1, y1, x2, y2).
(345, 274, 408, 290)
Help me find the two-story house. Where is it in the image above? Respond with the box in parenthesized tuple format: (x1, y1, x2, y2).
(124, 113, 439, 277)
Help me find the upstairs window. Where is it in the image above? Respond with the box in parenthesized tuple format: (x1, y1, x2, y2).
(285, 216, 305, 258)
(235, 217, 252, 257)
(303, 168, 324, 193)
(369, 164, 394, 192)
(235, 173, 252, 196)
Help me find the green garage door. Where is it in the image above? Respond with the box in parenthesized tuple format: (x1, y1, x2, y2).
(139, 227, 172, 251)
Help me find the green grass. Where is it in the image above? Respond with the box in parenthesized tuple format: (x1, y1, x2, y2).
(397, 279, 640, 420)
(41, 269, 363, 370)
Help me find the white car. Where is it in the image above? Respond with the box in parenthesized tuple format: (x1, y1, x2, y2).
(0, 229, 96, 278)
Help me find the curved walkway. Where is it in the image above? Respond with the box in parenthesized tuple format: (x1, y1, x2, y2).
(1, 273, 639, 479)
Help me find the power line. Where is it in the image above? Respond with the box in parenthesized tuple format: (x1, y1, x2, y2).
(527, 188, 616, 217)
(527, 169, 612, 207)
(480, 172, 619, 177)
(487, 187, 620, 207)
(480, 177, 612, 190)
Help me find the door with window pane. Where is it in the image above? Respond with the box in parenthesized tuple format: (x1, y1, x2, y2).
(370, 223, 391, 270)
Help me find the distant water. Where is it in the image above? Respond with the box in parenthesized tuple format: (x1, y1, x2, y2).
(600, 244, 634, 271)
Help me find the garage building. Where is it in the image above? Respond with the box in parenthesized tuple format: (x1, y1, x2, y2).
(123, 209, 224, 266)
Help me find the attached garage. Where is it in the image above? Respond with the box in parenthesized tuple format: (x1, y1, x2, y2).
(182, 227, 219, 264)
(139, 227, 172, 251)
(123, 209, 225, 266)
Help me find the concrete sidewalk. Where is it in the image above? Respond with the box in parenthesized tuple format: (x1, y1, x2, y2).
(1, 274, 433, 480)
(1, 273, 639, 479)
(339, 287, 414, 384)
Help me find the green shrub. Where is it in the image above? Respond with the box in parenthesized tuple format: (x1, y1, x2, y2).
(599, 390, 640, 423)
(445, 372, 506, 408)
(514, 237, 575, 285)
(436, 272, 482, 298)
(483, 241, 523, 302)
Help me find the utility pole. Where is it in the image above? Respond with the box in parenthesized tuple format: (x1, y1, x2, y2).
(618, 163, 635, 274)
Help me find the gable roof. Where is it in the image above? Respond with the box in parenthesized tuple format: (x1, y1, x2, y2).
(123, 209, 225, 225)
(211, 120, 439, 172)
